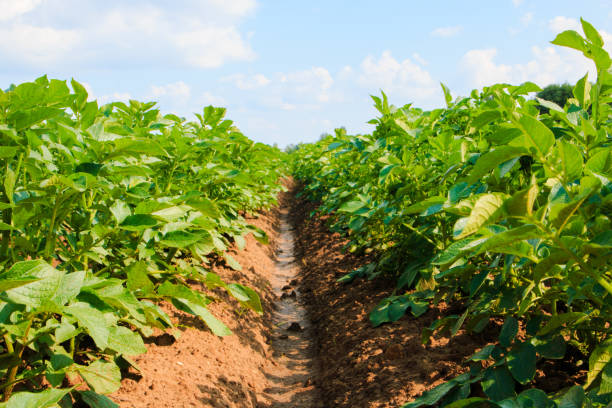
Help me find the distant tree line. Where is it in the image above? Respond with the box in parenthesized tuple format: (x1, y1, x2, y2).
(536, 83, 573, 113)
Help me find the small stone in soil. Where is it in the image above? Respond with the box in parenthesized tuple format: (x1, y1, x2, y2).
(289, 290, 297, 298)
(278, 334, 289, 340)
(287, 322, 303, 332)
(281, 285, 292, 291)
(290, 279, 298, 285)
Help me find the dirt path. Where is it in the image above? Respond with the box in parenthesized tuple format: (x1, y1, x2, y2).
(259, 205, 320, 407)
(114, 183, 323, 408)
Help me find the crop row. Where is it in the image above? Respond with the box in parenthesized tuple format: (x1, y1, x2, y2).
(292, 19, 611, 407)
(0, 77, 285, 406)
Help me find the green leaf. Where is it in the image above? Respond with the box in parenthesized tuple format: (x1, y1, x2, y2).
(505, 181, 538, 216)
(119, 214, 157, 231)
(472, 110, 502, 129)
(78, 359, 121, 395)
(78, 391, 119, 408)
(107, 326, 147, 356)
(444, 398, 495, 408)
(223, 254, 242, 271)
(401, 374, 470, 408)
(550, 188, 593, 231)
(518, 115, 555, 158)
(551, 30, 586, 52)
(499, 317, 519, 347)
(586, 339, 612, 388)
(441, 82, 453, 107)
(160, 231, 202, 248)
(126, 261, 154, 294)
(0, 276, 40, 292)
(172, 297, 232, 336)
(507, 342, 537, 384)
(65, 302, 110, 349)
(481, 367, 516, 401)
(4, 166, 16, 204)
(470, 345, 495, 362)
(337, 200, 366, 213)
(581, 18, 603, 47)
(405, 197, 446, 215)
(186, 198, 220, 219)
(0, 146, 19, 159)
(2, 261, 83, 308)
(536, 97, 564, 113)
(538, 312, 586, 337)
(532, 335, 566, 359)
(573, 73, 590, 108)
(227, 283, 263, 314)
(5, 388, 71, 408)
(586, 149, 611, 175)
(434, 238, 473, 266)
(151, 205, 187, 222)
(515, 389, 555, 408)
(599, 362, 612, 395)
(554, 141, 583, 183)
(110, 200, 130, 224)
(475, 225, 541, 255)
(555, 385, 584, 408)
(454, 193, 508, 239)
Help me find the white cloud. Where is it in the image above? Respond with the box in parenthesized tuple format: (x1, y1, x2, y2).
(0, 24, 80, 65)
(0, 1, 256, 70)
(548, 16, 580, 33)
(150, 81, 191, 99)
(412, 53, 428, 66)
(98, 92, 132, 104)
(173, 26, 255, 68)
(512, 0, 524, 6)
(200, 92, 227, 106)
(280, 67, 334, 102)
(431, 25, 463, 38)
(358, 51, 435, 90)
(0, 0, 44, 21)
(336, 51, 440, 107)
(222, 73, 271, 90)
(461, 46, 595, 89)
(521, 12, 533, 26)
(206, 0, 256, 16)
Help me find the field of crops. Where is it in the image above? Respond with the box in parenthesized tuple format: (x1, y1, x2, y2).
(292, 20, 611, 407)
(0, 77, 285, 406)
(0, 15, 611, 408)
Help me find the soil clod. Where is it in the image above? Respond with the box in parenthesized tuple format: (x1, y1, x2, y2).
(287, 322, 303, 332)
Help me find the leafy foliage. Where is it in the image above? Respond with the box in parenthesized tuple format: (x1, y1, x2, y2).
(292, 18, 611, 407)
(0, 79, 284, 405)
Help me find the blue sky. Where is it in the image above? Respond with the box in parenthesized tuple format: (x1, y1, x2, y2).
(1, 0, 611, 146)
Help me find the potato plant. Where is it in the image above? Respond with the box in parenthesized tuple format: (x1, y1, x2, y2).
(0, 79, 285, 406)
(292, 19, 611, 407)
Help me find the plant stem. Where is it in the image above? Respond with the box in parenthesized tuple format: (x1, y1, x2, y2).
(3, 318, 32, 401)
(44, 196, 61, 261)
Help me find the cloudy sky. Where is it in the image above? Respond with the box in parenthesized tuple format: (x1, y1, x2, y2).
(1, 0, 611, 146)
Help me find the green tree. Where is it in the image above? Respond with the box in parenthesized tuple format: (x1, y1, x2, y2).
(536, 83, 573, 112)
